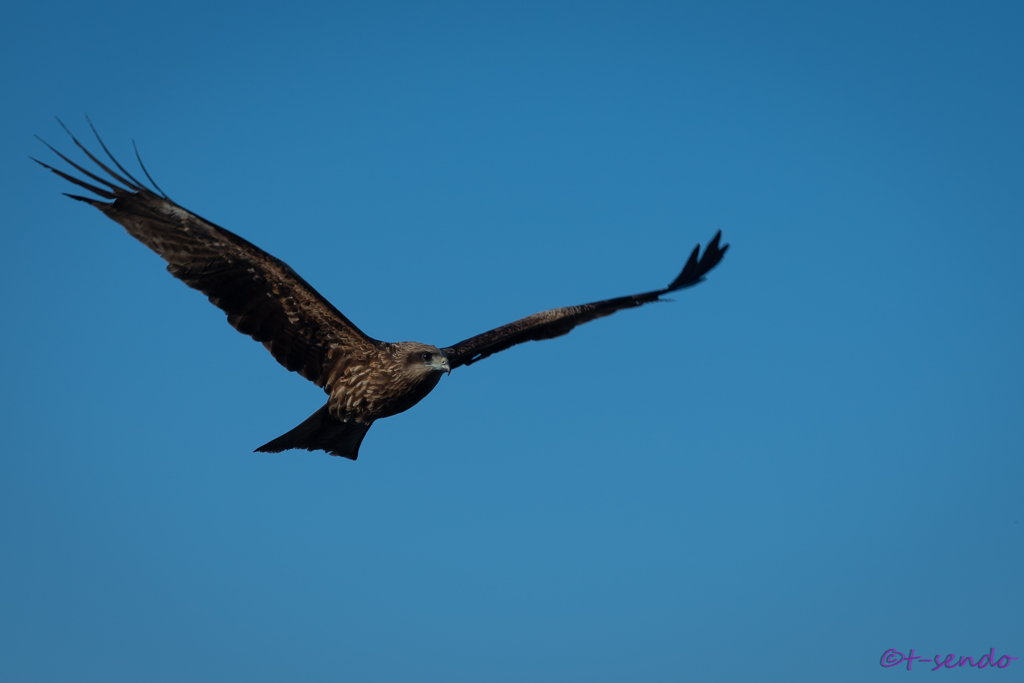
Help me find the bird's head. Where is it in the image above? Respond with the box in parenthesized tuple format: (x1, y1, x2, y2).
(398, 342, 450, 379)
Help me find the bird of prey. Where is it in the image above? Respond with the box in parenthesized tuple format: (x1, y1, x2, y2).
(35, 121, 728, 461)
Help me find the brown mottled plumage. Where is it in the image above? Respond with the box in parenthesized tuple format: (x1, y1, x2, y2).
(36, 120, 728, 460)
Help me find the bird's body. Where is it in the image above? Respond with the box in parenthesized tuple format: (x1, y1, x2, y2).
(37, 120, 728, 460)
(321, 342, 446, 420)
(257, 341, 449, 458)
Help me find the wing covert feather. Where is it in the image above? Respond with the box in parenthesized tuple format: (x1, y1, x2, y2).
(36, 125, 379, 390)
(442, 232, 727, 369)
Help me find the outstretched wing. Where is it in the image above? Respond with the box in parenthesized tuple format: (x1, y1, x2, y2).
(442, 232, 728, 369)
(35, 120, 381, 389)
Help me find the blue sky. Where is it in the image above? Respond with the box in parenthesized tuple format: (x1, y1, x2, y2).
(2, 1, 1022, 681)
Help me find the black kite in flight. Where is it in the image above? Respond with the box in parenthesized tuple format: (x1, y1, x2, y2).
(36, 121, 728, 460)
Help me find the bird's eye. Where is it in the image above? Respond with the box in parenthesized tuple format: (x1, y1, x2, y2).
(422, 352, 432, 362)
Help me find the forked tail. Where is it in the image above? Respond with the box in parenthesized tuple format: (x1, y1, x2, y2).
(255, 404, 372, 460)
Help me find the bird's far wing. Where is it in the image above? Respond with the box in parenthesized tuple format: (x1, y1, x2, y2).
(441, 232, 728, 369)
(35, 120, 381, 390)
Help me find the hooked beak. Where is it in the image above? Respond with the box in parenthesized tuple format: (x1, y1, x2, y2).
(441, 355, 450, 376)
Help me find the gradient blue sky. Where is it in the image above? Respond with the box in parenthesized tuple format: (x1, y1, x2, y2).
(2, 2, 1022, 681)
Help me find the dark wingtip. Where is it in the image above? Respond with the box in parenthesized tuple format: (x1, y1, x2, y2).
(133, 139, 169, 199)
(667, 230, 729, 291)
(38, 119, 138, 195)
(33, 153, 118, 199)
(86, 115, 149, 193)
(62, 192, 102, 204)
(34, 133, 61, 156)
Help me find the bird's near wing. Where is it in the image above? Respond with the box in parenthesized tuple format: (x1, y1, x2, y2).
(442, 232, 728, 369)
(35, 120, 381, 389)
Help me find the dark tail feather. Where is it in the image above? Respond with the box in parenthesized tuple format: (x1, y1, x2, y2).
(255, 404, 372, 461)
